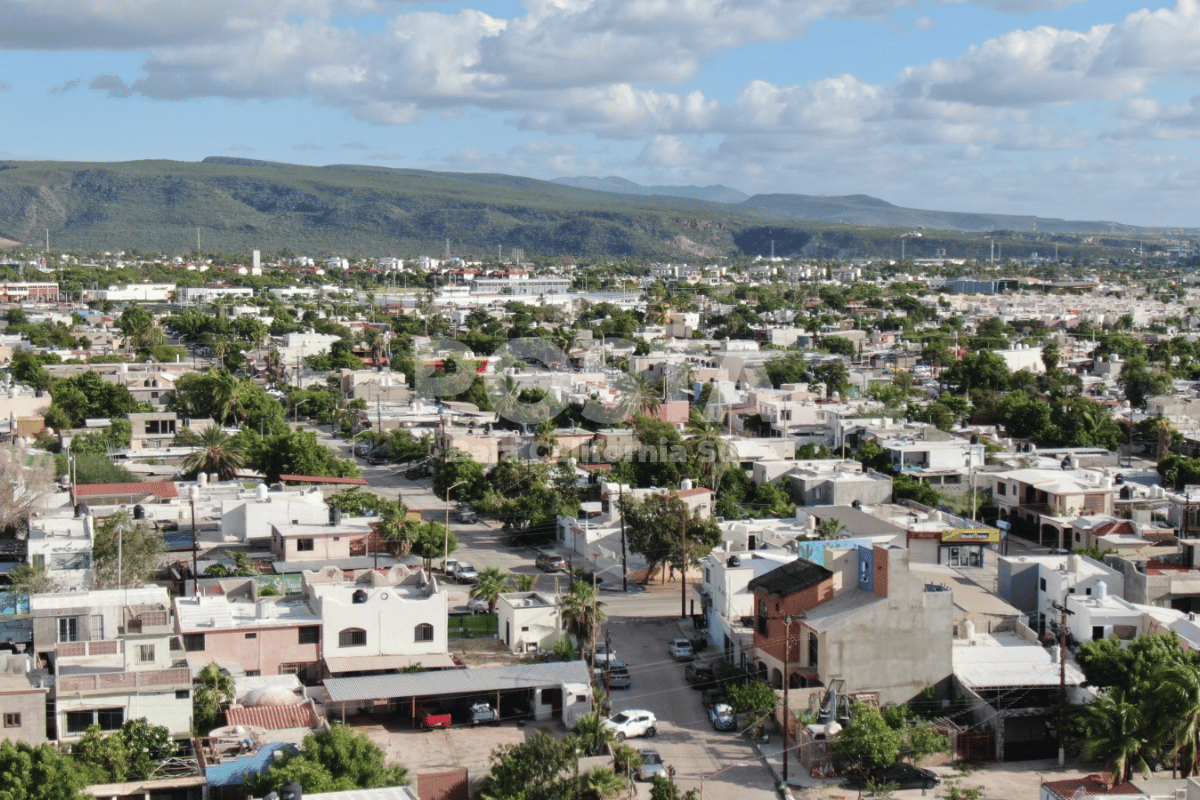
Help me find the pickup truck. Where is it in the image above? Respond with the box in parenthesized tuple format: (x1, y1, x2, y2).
(469, 701, 497, 725)
(418, 703, 452, 730)
(445, 561, 478, 584)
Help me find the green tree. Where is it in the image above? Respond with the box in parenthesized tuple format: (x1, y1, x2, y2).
(831, 704, 901, 791)
(70, 452, 137, 485)
(71, 724, 131, 784)
(897, 723, 950, 764)
(648, 775, 698, 800)
(246, 427, 360, 485)
(180, 425, 245, 481)
(47, 371, 146, 428)
(91, 512, 165, 589)
(577, 766, 626, 800)
(433, 449, 488, 502)
(409, 521, 455, 572)
(811, 361, 851, 399)
(943, 350, 1010, 394)
(0, 739, 88, 800)
(193, 663, 234, 734)
(1118, 356, 1174, 409)
(1153, 663, 1200, 776)
(620, 493, 722, 584)
(5, 564, 57, 600)
(484, 731, 575, 800)
(118, 717, 174, 780)
(728, 680, 778, 729)
(469, 567, 508, 614)
(242, 724, 408, 797)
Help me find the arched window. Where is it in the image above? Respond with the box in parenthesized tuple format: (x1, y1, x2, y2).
(338, 628, 366, 648)
(414, 623, 434, 643)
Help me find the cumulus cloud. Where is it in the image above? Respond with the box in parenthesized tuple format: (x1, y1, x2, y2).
(89, 74, 131, 97)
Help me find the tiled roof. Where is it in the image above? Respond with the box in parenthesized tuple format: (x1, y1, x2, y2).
(650, 401, 691, 426)
(672, 487, 714, 500)
(74, 482, 179, 500)
(225, 703, 319, 730)
(1041, 774, 1138, 798)
(748, 559, 833, 597)
(278, 474, 369, 486)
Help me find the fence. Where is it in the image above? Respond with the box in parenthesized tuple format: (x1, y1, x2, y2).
(447, 613, 498, 638)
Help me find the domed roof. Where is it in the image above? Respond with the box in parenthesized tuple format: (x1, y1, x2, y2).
(243, 686, 303, 707)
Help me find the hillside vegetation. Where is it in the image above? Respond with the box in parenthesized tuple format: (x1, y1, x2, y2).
(0, 157, 1167, 260)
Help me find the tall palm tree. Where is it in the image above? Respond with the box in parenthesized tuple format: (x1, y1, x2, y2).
(560, 581, 606, 657)
(181, 425, 246, 481)
(366, 329, 388, 366)
(1155, 663, 1200, 776)
(619, 374, 660, 419)
(264, 348, 285, 384)
(685, 409, 735, 494)
(211, 371, 250, 426)
(470, 567, 509, 613)
(1078, 688, 1154, 786)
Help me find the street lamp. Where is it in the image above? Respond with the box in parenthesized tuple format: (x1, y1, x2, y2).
(588, 559, 624, 659)
(443, 479, 467, 571)
(292, 397, 314, 425)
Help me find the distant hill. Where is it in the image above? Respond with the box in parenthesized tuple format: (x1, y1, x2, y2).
(554, 176, 1145, 236)
(552, 176, 749, 205)
(0, 157, 1170, 260)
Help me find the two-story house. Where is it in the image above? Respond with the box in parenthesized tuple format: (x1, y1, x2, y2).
(749, 545, 953, 706)
(31, 587, 192, 742)
(992, 467, 1115, 548)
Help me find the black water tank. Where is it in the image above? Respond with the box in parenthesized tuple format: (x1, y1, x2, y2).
(330, 507, 342, 526)
(352, 589, 368, 604)
(727, 556, 741, 568)
(279, 782, 303, 800)
(132, 505, 145, 520)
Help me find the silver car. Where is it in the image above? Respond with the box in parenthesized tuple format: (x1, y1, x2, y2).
(636, 748, 667, 781)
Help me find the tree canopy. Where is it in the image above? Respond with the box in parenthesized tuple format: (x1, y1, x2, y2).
(620, 493, 722, 584)
(242, 724, 408, 797)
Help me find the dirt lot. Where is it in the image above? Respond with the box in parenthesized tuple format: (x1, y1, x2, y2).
(788, 758, 1094, 800)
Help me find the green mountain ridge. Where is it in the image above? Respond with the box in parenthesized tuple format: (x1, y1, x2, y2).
(0, 157, 1175, 260)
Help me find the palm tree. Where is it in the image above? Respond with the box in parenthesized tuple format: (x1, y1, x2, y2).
(377, 502, 416, 556)
(470, 567, 508, 613)
(366, 329, 388, 367)
(210, 370, 249, 425)
(265, 348, 285, 384)
(685, 409, 734, 494)
(571, 713, 617, 756)
(193, 662, 235, 734)
(533, 421, 559, 462)
(181, 425, 246, 481)
(510, 574, 536, 592)
(1155, 663, 1200, 776)
(815, 519, 847, 540)
(576, 766, 626, 800)
(560, 581, 606, 657)
(1078, 688, 1154, 786)
(619, 374, 660, 419)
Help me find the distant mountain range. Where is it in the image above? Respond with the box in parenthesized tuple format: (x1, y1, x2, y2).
(0, 156, 1168, 260)
(554, 176, 1155, 236)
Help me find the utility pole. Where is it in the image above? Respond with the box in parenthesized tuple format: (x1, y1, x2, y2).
(1051, 600, 1074, 766)
(618, 484, 628, 593)
(680, 505, 688, 619)
(605, 629, 613, 696)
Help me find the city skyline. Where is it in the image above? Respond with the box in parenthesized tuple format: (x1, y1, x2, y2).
(0, 1, 1198, 228)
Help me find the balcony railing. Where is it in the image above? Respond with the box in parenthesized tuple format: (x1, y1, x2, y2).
(57, 639, 123, 658)
(56, 667, 191, 695)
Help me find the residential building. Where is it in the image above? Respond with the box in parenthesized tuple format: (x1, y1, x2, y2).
(31, 587, 192, 742)
(749, 545, 953, 705)
(497, 592, 562, 656)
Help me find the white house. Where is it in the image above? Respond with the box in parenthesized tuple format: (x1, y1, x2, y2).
(497, 592, 562, 656)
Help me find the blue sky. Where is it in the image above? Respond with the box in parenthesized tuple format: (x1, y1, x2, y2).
(0, 0, 1197, 227)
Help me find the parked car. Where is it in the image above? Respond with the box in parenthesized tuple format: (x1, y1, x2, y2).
(857, 764, 941, 791)
(599, 660, 631, 690)
(700, 688, 728, 709)
(685, 661, 717, 688)
(602, 709, 657, 741)
(469, 701, 497, 725)
(467, 597, 489, 614)
(636, 748, 667, 781)
(446, 561, 478, 584)
(455, 503, 478, 524)
(668, 637, 694, 660)
(418, 703, 451, 730)
(592, 642, 616, 666)
(708, 702, 736, 731)
(535, 551, 568, 571)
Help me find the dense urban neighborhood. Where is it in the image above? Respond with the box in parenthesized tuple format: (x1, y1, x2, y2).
(4, 247, 1200, 800)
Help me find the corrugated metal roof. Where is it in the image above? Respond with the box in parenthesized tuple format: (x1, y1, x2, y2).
(325, 660, 591, 703)
(325, 653, 458, 674)
(225, 703, 320, 730)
